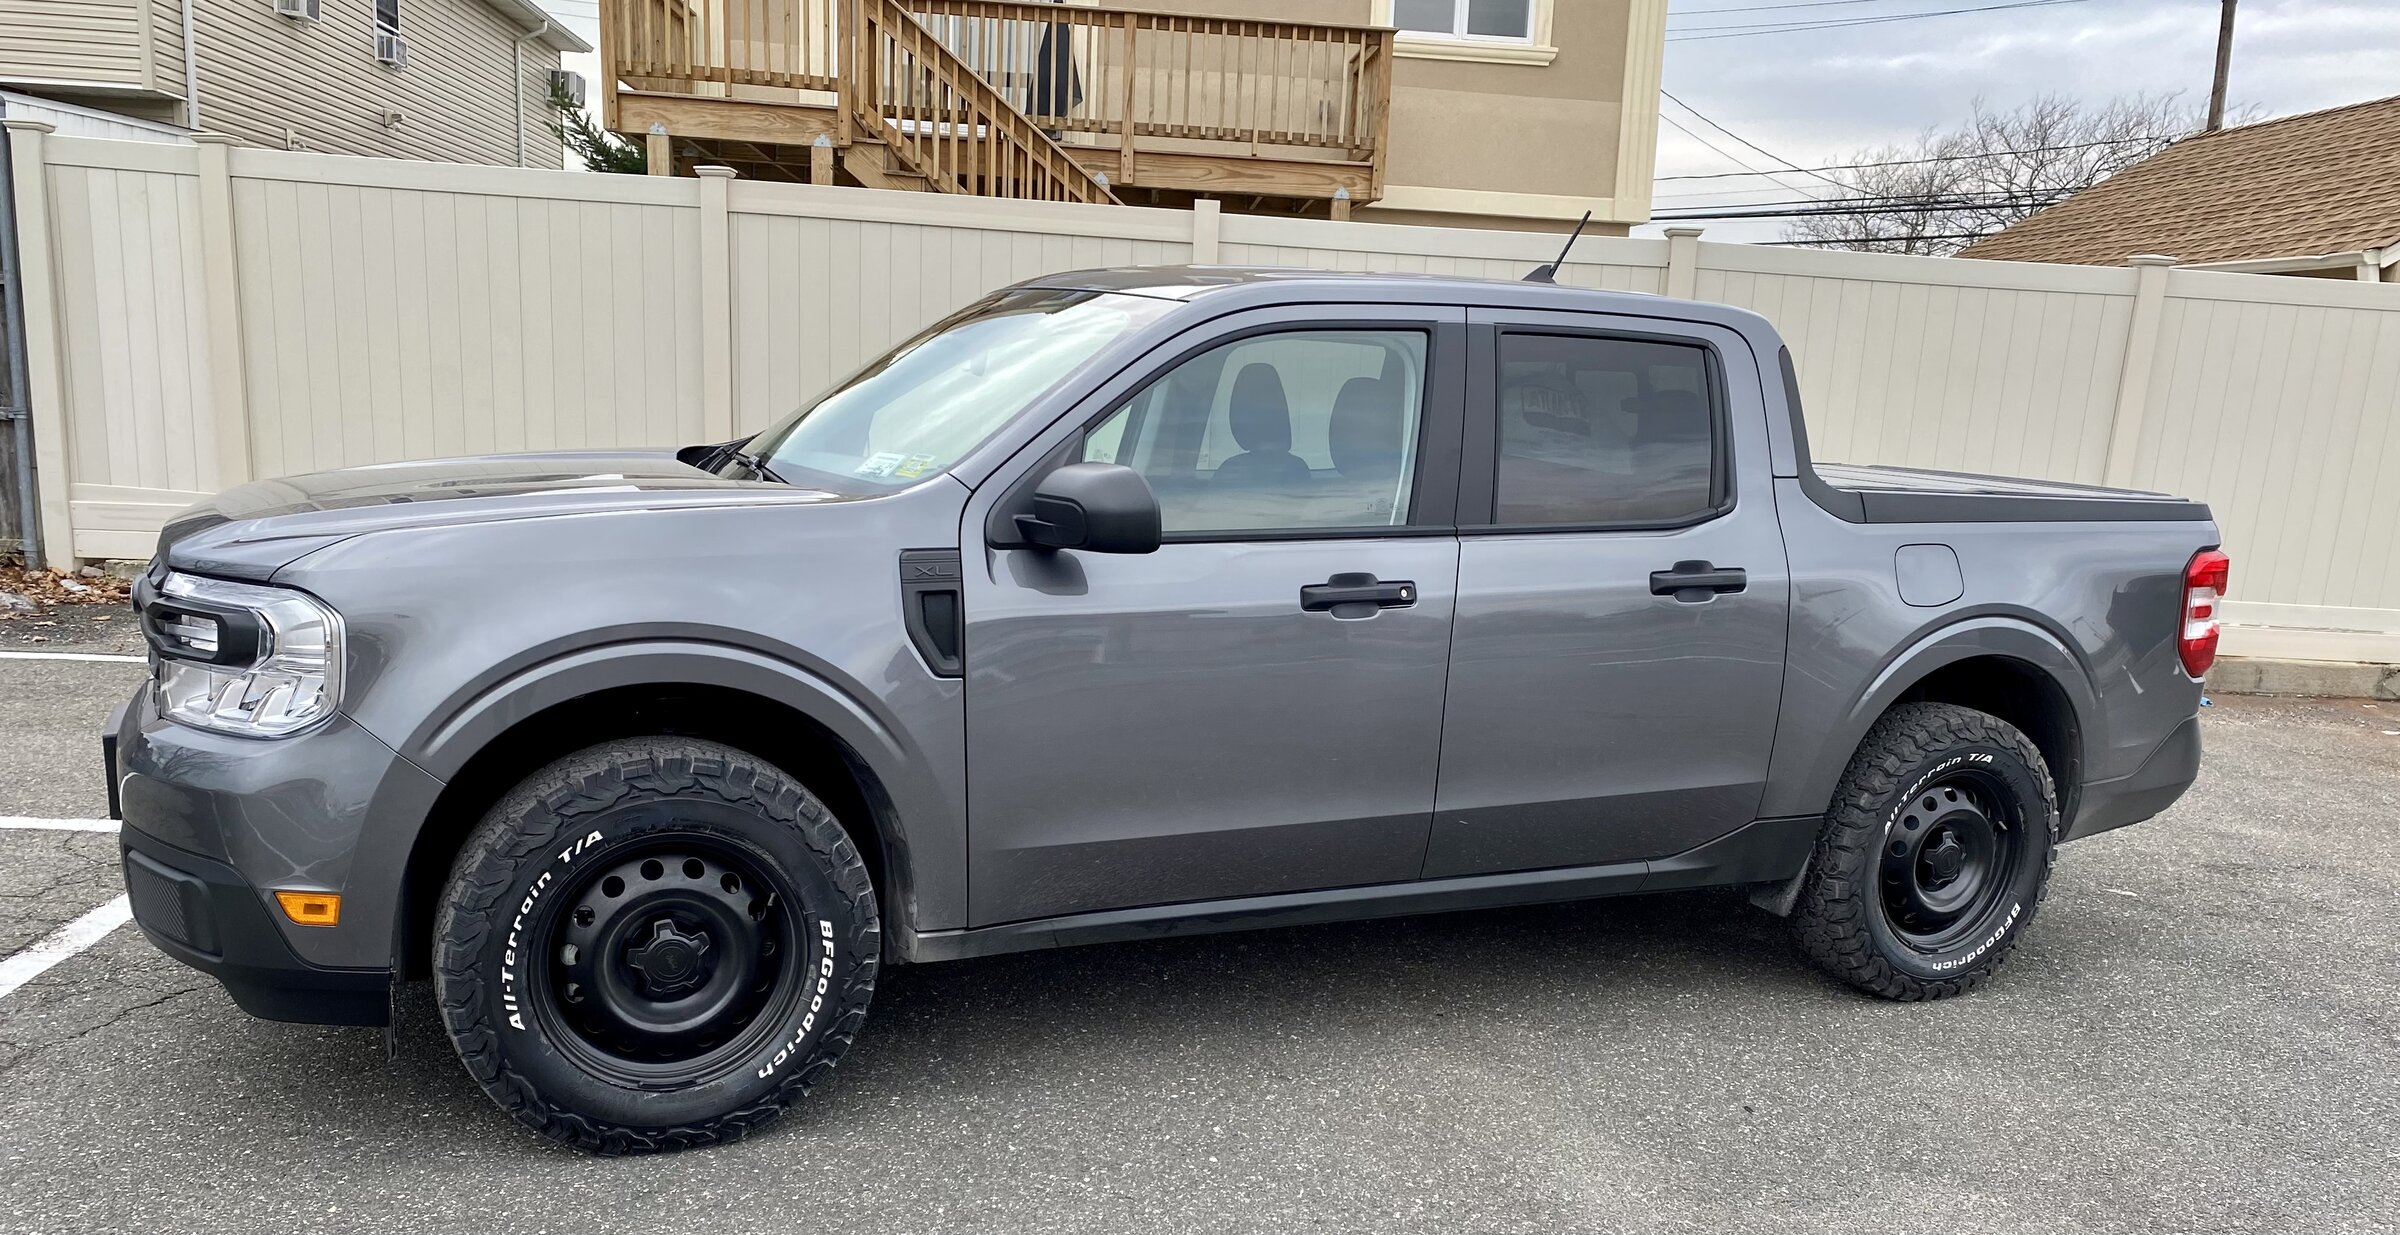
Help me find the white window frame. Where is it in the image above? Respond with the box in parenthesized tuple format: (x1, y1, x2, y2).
(1374, 0, 1557, 65)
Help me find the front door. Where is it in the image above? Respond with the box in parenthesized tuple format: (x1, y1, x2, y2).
(1425, 310, 1791, 878)
(963, 307, 1466, 926)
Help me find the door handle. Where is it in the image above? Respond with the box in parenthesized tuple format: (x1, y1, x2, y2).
(1301, 572, 1417, 615)
(1650, 560, 1747, 602)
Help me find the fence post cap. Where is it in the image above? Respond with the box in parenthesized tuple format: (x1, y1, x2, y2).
(692, 165, 739, 179)
(187, 132, 243, 146)
(2128, 254, 2179, 267)
(0, 119, 57, 135)
(1664, 226, 1706, 239)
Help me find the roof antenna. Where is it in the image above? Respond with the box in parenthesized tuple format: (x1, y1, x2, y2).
(1523, 211, 1594, 284)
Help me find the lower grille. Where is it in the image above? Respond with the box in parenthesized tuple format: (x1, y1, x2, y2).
(123, 851, 214, 953)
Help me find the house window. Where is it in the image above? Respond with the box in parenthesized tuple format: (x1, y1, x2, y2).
(375, 0, 399, 31)
(1378, 0, 1555, 65)
(1392, 0, 1533, 43)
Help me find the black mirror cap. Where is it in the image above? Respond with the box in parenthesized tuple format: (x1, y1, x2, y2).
(1015, 462, 1162, 554)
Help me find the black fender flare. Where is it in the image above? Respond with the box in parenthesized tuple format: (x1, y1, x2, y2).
(1784, 615, 2098, 823)
(362, 639, 960, 971)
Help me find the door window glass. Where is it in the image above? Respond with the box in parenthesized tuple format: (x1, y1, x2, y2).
(1493, 333, 1719, 525)
(1082, 330, 1428, 534)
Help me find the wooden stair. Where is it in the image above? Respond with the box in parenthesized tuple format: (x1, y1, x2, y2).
(839, 135, 936, 193)
(844, 0, 1119, 203)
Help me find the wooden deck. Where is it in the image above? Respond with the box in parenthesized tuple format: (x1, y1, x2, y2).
(598, 0, 1392, 214)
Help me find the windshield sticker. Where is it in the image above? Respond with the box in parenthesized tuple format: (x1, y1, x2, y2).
(855, 451, 906, 478)
(892, 453, 938, 480)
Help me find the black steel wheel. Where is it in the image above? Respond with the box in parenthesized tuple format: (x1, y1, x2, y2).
(1792, 702, 2058, 1000)
(435, 738, 879, 1153)
(1876, 768, 2026, 953)
(533, 835, 807, 1089)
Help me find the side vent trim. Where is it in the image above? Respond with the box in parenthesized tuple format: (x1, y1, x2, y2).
(899, 548, 965, 679)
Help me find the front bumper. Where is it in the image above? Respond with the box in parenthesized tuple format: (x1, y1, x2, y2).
(108, 681, 443, 1025)
(119, 825, 388, 1025)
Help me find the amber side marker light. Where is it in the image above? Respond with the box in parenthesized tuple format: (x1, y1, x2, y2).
(275, 891, 341, 927)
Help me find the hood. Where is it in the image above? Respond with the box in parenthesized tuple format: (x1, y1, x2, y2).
(157, 450, 851, 580)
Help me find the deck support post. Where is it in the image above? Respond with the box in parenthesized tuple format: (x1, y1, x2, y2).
(647, 126, 672, 175)
(811, 135, 835, 185)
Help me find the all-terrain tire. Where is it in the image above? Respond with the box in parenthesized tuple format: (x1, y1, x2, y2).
(1793, 702, 2057, 1001)
(434, 737, 879, 1153)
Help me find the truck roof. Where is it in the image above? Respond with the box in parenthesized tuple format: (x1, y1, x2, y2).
(1022, 265, 1752, 327)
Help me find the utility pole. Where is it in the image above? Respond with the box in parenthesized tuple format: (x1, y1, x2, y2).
(2206, 0, 2238, 132)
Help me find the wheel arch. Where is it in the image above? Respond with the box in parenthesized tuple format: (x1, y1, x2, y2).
(1800, 618, 2097, 827)
(385, 643, 947, 979)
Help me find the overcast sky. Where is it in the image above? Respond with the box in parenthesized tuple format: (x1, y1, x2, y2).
(1647, 0, 2400, 241)
(538, 0, 2398, 245)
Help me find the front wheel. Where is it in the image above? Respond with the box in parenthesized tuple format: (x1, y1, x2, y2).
(1793, 703, 2057, 1000)
(434, 738, 880, 1153)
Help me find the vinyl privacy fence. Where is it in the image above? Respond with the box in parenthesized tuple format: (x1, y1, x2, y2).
(8, 121, 2399, 659)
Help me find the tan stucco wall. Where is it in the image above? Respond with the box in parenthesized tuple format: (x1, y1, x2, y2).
(1078, 0, 1653, 226)
(1382, 1, 1630, 203)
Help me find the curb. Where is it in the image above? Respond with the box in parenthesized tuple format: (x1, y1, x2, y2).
(2206, 657, 2400, 702)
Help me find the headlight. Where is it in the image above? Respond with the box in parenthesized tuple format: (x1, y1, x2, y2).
(143, 572, 343, 737)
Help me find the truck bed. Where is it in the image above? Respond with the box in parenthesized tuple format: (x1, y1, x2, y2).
(1807, 463, 2212, 524)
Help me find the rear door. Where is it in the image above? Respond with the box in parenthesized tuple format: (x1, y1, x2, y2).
(1425, 309, 1791, 877)
(962, 304, 1468, 925)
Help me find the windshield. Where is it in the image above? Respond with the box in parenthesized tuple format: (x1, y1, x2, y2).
(733, 288, 1171, 491)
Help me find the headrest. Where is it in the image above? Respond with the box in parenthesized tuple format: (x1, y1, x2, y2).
(1328, 378, 1406, 480)
(1228, 364, 1292, 452)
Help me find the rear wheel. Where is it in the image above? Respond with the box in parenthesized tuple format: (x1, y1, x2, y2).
(434, 737, 879, 1153)
(1793, 703, 2057, 1000)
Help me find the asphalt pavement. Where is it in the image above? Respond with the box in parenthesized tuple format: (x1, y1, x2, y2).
(0, 650, 2395, 1234)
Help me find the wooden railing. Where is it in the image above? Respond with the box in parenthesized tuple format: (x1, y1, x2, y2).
(602, 0, 1392, 194)
(898, 1, 1392, 157)
(848, 0, 1117, 202)
(612, 0, 843, 93)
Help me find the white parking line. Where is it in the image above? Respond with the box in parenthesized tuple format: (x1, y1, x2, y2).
(0, 895, 133, 1001)
(0, 651, 145, 663)
(0, 817, 119, 832)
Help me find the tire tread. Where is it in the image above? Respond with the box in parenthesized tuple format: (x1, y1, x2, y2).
(1791, 703, 2056, 1001)
(432, 737, 879, 1154)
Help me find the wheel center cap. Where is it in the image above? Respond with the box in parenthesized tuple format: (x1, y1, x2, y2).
(625, 919, 714, 997)
(1922, 833, 1967, 888)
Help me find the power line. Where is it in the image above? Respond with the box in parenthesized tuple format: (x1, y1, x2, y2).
(1653, 194, 2070, 221)
(1762, 234, 1994, 246)
(1653, 136, 2166, 181)
(1660, 91, 1852, 193)
(1672, 0, 1961, 12)
(1657, 113, 1830, 202)
(1667, 0, 2097, 40)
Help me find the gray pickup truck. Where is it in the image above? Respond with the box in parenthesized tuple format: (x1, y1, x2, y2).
(106, 267, 2222, 1153)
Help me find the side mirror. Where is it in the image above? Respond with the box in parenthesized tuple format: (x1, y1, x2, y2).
(1015, 462, 1161, 554)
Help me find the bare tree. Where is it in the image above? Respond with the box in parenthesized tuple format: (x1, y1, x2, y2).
(1784, 92, 2251, 255)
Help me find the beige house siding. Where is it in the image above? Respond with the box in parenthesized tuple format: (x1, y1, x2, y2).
(147, 0, 183, 97)
(0, 0, 164, 92)
(192, 0, 562, 166)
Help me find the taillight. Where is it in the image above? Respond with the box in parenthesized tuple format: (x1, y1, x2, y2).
(2179, 549, 2230, 678)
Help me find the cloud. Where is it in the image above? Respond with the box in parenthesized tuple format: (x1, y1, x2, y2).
(1645, 0, 2399, 239)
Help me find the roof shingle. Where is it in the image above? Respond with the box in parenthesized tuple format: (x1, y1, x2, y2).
(1958, 95, 2400, 266)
